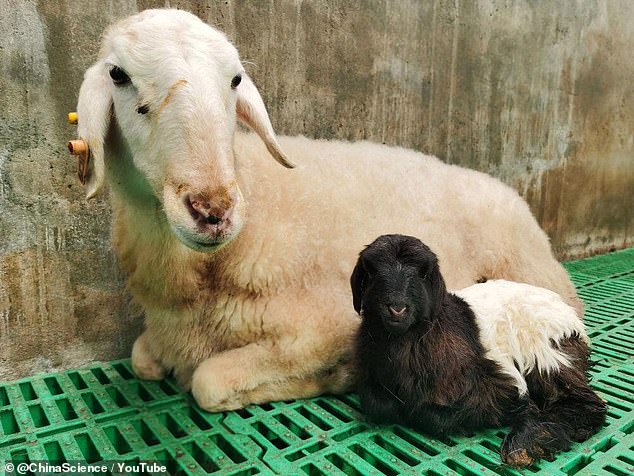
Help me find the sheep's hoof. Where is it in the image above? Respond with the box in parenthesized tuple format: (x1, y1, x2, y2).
(131, 355, 165, 381)
(191, 364, 243, 412)
(131, 336, 166, 381)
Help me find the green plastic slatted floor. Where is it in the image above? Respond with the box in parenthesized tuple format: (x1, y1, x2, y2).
(1, 248, 633, 476)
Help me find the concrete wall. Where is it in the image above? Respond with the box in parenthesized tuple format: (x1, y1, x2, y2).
(1, 0, 632, 380)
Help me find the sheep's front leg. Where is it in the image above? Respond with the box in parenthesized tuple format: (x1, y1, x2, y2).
(191, 288, 359, 412)
(131, 331, 166, 380)
(191, 341, 355, 412)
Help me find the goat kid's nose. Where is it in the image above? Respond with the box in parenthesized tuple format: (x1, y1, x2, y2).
(388, 304, 408, 319)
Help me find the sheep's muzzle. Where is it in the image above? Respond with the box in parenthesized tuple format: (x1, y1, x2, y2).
(185, 190, 237, 234)
(164, 183, 245, 252)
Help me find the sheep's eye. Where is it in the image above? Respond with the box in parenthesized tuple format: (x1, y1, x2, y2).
(109, 66, 131, 85)
(231, 74, 242, 89)
(137, 104, 150, 115)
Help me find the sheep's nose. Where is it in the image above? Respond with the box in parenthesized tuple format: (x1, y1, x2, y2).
(388, 304, 408, 318)
(187, 196, 223, 223)
(186, 192, 235, 229)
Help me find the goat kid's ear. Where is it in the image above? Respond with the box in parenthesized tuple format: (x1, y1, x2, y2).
(76, 62, 112, 198)
(428, 265, 447, 313)
(350, 259, 369, 314)
(236, 73, 295, 169)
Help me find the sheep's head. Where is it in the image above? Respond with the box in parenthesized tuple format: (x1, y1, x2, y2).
(75, 9, 293, 251)
(350, 235, 447, 336)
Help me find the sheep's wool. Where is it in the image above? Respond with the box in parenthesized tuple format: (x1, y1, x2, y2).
(454, 280, 587, 395)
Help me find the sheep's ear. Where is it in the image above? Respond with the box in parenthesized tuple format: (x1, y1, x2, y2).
(236, 73, 295, 168)
(350, 259, 369, 314)
(76, 61, 112, 198)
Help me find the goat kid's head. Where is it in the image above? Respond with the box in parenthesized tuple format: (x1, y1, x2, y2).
(350, 235, 447, 336)
(76, 9, 293, 251)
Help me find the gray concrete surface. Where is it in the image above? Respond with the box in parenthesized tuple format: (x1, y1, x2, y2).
(1, 0, 632, 380)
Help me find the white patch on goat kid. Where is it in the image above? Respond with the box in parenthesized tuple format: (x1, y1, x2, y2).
(454, 280, 588, 396)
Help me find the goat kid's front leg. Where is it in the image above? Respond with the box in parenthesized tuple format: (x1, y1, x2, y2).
(358, 377, 407, 425)
(501, 398, 572, 467)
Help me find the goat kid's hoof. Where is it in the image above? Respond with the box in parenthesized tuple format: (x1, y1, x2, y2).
(501, 447, 536, 467)
(500, 437, 555, 467)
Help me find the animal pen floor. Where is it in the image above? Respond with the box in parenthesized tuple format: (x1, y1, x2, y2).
(1, 249, 633, 476)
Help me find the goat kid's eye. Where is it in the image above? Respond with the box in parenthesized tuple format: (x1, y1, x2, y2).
(109, 66, 131, 85)
(231, 74, 242, 89)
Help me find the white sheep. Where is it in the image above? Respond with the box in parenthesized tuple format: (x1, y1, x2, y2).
(74, 9, 582, 411)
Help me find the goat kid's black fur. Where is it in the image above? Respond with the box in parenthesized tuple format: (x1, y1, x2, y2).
(351, 234, 606, 467)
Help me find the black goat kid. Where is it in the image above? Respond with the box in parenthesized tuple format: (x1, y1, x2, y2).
(351, 234, 606, 467)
